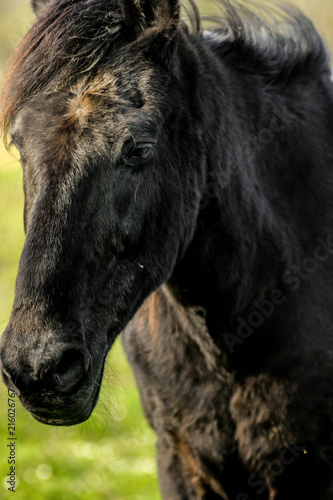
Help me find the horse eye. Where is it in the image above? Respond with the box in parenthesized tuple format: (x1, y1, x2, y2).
(121, 140, 155, 167)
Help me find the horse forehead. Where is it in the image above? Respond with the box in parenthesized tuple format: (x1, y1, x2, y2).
(64, 68, 150, 118)
(14, 68, 156, 166)
(25, 68, 152, 128)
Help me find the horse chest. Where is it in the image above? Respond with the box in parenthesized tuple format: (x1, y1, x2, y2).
(123, 287, 297, 498)
(123, 287, 236, 462)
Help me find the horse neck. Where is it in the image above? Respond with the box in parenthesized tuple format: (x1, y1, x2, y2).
(168, 39, 294, 329)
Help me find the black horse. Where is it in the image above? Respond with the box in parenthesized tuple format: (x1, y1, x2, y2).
(1, 0, 333, 497)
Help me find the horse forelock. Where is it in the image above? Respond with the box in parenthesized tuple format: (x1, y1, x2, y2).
(0, 0, 124, 143)
(0, 0, 200, 145)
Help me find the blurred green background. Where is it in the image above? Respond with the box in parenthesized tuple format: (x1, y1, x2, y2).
(0, 0, 332, 499)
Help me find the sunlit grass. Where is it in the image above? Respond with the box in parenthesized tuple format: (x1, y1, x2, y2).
(0, 143, 159, 499)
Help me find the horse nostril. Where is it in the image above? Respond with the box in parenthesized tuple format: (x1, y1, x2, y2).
(1, 364, 33, 395)
(1, 367, 21, 394)
(51, 347, 90, 393)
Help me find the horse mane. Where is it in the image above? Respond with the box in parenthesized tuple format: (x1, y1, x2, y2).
(0, 0, 329, 144)
(207, 1, 330, 80)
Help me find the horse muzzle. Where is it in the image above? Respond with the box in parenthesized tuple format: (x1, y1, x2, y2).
(0, 328, 104, 426)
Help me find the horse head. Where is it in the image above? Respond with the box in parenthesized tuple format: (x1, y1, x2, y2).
(0, 0, 205, 425)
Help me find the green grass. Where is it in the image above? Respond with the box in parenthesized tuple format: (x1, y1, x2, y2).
(0, 145, 160, 499)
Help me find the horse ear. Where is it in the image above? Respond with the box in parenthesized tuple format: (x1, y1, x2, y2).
(31, 0, 53, 16)
(122, 0, 180, 50)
